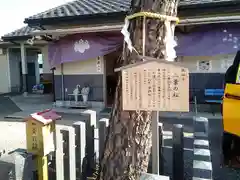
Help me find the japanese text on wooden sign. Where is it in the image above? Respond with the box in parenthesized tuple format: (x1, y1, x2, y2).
(31, 123, 39, 151)
(121, 61, 189, 112)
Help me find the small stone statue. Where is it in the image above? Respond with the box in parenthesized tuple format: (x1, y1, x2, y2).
(73, 85, 81, 103)
(81, 84, 90, 104)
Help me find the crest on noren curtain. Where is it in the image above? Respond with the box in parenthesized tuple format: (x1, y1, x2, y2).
(74, 39, 90, 53)
(222, 29, 240, 49)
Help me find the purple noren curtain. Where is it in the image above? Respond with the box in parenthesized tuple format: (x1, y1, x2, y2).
(48, 32, 123, 67)
(48, 23, 240, 67)
(176, 23, 240, 57)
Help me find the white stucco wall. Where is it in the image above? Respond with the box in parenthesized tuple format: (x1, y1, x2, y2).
(180, 54, 235, 73)
(52, 53, 235, 76)
(0, 53, 10, 93)
(55, 57, 104, 75)
(41, 45, 51, 74)
(41, 45, 105, 75)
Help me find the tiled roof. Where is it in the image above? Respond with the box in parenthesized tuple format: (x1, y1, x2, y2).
(2, 26, 36, 39)
(25, 0, 237, 21)
(3, 0, 238, 39)
(26, 0, 131, 20)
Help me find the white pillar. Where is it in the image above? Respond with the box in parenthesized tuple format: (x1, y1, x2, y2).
(6, 48, 11, 92)
(20, 43, 28, 96)
(42, 46, 51, 71)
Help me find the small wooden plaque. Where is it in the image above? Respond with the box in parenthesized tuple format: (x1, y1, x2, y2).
(121, 60, 189, 112)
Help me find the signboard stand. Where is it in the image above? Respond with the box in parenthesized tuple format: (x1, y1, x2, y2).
(25, 109, 61, 180)
(115, 56, 189, 176)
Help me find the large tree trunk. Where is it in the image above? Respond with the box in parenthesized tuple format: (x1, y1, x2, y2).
(99, 0, 179, 179)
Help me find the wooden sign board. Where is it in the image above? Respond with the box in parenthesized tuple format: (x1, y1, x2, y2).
(121, 60, 189, 112)
(26, 120, 44, 155)
(140, 173, 170, 180)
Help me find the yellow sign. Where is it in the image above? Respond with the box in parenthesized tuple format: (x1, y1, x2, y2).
(25, 109, 60, 156)
(223, 83, 240, 137)
(119, 59, 189, 112)
(236, 64, 240, 84)
(26, 121, 43, 155)
(25, 109, 60, 180)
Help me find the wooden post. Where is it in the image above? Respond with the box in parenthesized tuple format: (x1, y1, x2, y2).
(60, 127, 76, 180)
(99, 118, 109, 159)
(69, 127, 77, 180)
(73, 121, 86, 178)
(80, 110, 97, 179)
(158, 123, 164, 174)
(61, 130, 70, 180)
(152, 111, 160, 174)
(85, 117, 95, 177)
(25, 110, 60, 180)
(36, 156, 48, 180)
(172, 124, 184, 180)
(56, 127, 64, 180)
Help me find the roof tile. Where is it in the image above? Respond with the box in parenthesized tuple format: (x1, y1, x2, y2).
(26, 0, 131, 20)
(2, 26, 36, 38)
(25, 0, 237, 21)
(3, 0, 238, 39)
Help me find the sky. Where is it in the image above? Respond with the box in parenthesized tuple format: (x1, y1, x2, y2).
(0, 0, 73, 37)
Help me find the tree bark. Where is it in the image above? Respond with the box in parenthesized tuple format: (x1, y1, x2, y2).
(99, 0, 179, 179)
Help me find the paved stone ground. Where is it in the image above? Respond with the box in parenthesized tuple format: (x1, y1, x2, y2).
(0, 96, 21, 118)
(160, 116, 240, 180)
(1, 94, 239, 179)
(208, 119, 240, 180)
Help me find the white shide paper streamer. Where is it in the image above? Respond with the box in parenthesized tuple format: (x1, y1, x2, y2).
(164, 21, 177, 62)
(121, 18, 178, 61)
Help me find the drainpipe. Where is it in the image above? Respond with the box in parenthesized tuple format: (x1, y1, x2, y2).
(61, 64, 65, 101)
(51, 67, 56, 104)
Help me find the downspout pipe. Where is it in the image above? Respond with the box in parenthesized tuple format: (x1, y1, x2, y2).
(61, 63, 65, 101)
(50, 67, 56, 104)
